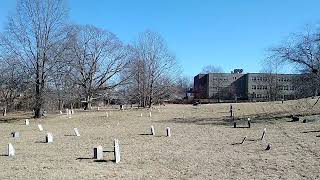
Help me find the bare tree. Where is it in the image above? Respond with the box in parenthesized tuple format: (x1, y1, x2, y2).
(0, 0, 69, 117)
(69, 25, 130, 110)
(268, 28, 320, 103)
(126, 31, 178, 108)
(201, 65, 223, 73)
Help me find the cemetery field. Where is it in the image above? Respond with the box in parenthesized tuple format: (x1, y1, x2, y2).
(1, 99, 320, 179)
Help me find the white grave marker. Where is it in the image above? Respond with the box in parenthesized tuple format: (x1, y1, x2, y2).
(25, 119, 30, 126)
(93, 145, 103, 160)
(46, 132, 53, 143)
(149, 112, 152, 117)
(7, 143, 15, 156)
(166, 127, 171, 137)
(74, 128, 80, 136)
(151, 126, 155, 135)
(114, 139, 120, 163)
(38, 124, 43, 131)
(140, 113, 143, 117)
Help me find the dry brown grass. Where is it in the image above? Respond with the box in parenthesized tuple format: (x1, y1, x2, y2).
(0, 98, 320, 179)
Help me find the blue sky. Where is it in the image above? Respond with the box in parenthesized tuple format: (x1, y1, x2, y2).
(0, 0, 320, 77)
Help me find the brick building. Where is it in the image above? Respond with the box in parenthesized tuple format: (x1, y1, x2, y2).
(194, 70, 302, 101)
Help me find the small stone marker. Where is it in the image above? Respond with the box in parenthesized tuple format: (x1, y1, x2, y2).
(93, 145, 103, 160)
(151, 126, 155, 135)
(140, 113, 143, 117)
(74, 128, 80, 136)
(7, 143, 15, 156)
(149, 112, 152, 117)
(248, 118, 251, 128)
(46, 132, 53, 143)
(97, 107, 100, 111)
(3, 107, 6, 116)
(11, 132, 19, 138)
(261, 128, 266, 140)
(25, 119, 30, 126)
(114, 139, 120, 163)
(166, 127, 171, 137)
(38, 124, 43, 131)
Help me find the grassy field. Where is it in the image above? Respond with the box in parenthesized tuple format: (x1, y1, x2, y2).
(0, 98, 320, 179)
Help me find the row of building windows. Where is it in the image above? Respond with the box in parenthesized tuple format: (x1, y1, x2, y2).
(251, 85, 296, 91)
(251, 77, 292, 82)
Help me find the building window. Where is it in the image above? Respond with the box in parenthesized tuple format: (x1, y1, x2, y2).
(252, 85, 256, 90)
(252, 77, 256, 81)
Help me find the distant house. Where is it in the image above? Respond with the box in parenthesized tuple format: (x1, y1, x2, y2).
(194, 69, 305, 101)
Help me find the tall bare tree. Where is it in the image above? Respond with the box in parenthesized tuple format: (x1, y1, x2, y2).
(127, 31, 177, 107)
(69, 25, 130, 110)
(0, 0, 69, 117)
(268, 28, 320, 102)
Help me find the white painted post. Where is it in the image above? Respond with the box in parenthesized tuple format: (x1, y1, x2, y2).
(25, 119, 29, 126)
(261, 128, 266, 140)
(3, 108, 6, 116)
(114, 139, 120, 163)
(7, 143, 15, 156)
(38, 124, 43, 131)
(93, 145, 103, 160)
(166, 127, 171, 137)
(46, 132, 53, 143)
(74, 128, 80, 136)
(151, 126, 155, 135)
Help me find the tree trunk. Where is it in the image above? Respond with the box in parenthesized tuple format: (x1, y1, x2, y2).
(84, 96, 92, 110)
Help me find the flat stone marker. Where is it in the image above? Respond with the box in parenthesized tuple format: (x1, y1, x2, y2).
(151, 126, 155, 135)
(46, 132, 53, 143)
(93, 145, 103, 160)
(114, 139, 120, 163)
(11, 132, 19, 138)
(7, 143, 15, 156)
(38, 124, 43, 131)
(25, 119, 30, 126)
(74, 128, 80, 136)
(166, 127, 171, 137)
(261, 128, 266, 140)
